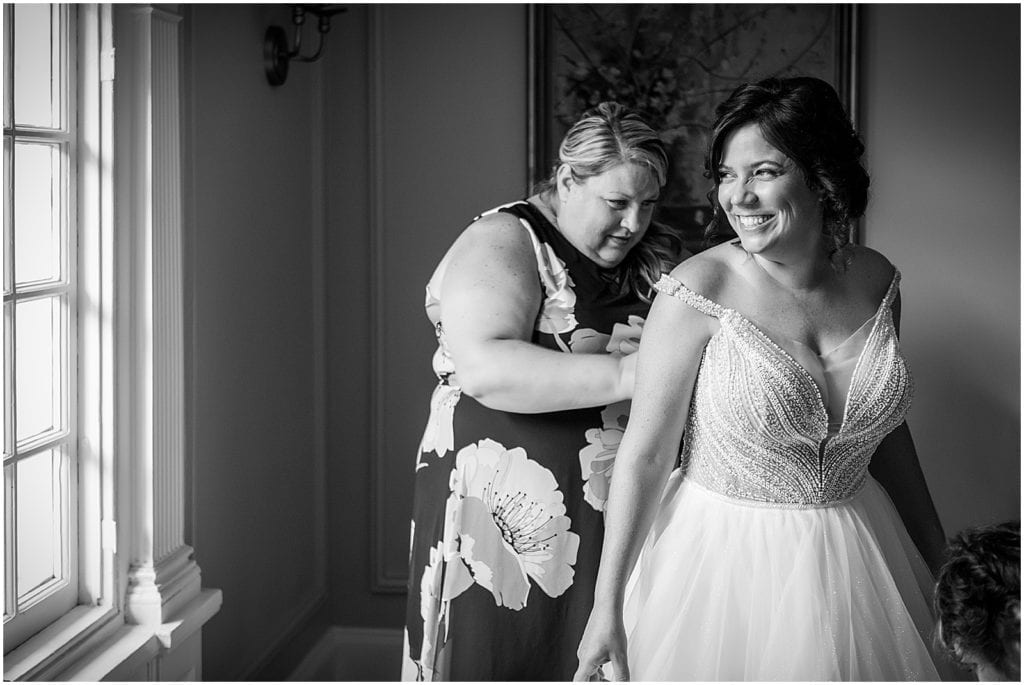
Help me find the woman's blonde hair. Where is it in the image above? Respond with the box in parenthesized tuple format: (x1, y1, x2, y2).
(536, 102, 682, 302)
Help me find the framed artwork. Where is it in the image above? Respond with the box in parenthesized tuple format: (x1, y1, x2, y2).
(529, 4, 858, 251)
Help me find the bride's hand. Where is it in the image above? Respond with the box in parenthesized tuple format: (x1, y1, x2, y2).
(573, 607, 630, 681)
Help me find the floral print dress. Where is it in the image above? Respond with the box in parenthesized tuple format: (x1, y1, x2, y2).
(402, 201, 651, 681)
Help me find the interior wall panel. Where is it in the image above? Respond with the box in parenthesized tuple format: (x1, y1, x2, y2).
(186, 4, 325, 679)
(324, 3, 528, 625)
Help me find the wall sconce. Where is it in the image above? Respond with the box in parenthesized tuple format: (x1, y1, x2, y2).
(264, 4, 347, 86)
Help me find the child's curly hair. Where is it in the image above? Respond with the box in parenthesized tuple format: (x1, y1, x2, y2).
(934, 520, 1020, 678)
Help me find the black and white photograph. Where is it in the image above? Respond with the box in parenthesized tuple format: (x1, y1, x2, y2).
(2, 3, 1019, 682)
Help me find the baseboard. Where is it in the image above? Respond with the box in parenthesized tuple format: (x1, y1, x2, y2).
(288, 625, 403, 681)
(243, 594, 330, 680)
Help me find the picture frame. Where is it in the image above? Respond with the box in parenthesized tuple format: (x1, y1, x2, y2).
(528, 4, 859, 251)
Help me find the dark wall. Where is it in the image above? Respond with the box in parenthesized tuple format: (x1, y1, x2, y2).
(860, 3, 1021, 533)
(185, 4, 326, 679)
(322, 4, 529, 630)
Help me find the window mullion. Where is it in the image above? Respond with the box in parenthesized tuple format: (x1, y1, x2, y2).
(53, 5, 65, 134)
(14, 430, 70, 463)
(5, 282, 70, 303)
(3, 136, 11, 298)
(3, 138, 13, 454)
(64, 4, 80, 613)
(3, 15, 16, 619)
(2, 300, 12, 460)
(4, 465, 15, 621)
(53, 448, 68, 595)
(2, 4, 12, 131)
(7, 129, 71, 143)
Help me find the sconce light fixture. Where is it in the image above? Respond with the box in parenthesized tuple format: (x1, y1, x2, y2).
(265, 4, 347, 86)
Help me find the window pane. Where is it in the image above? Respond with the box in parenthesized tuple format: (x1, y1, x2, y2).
(14, 142, 61, 285)
(4, 463, 13, 619)
(3, 301, 10, 454)
(15, 296, 62, 442)
(4, 137, 12, 294)
(16, 449, 61, 598)
(13, 4, 56, 129)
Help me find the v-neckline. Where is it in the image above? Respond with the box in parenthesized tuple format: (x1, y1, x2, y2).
(770, 312, 877, 361)
(709, 271, 898, 437)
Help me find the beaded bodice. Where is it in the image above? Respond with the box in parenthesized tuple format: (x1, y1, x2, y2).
(654, 271, 913, 506)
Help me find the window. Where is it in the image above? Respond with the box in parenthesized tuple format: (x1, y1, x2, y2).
(3, 3, 80, 653)
(3, 5, 218, 678)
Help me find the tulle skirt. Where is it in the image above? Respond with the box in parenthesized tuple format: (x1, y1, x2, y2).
(623, 471, 949, 681)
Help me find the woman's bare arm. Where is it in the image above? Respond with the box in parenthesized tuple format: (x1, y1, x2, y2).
(440, 212, 636, 413)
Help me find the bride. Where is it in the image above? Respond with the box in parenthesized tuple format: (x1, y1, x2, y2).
(574, 77, 952, 681)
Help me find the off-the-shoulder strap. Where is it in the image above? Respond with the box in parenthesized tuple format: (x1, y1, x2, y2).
(654, 274, 725, 318)
(882, 268, 902, 309)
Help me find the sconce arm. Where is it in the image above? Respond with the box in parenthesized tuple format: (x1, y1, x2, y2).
(264, 4, 347, 86)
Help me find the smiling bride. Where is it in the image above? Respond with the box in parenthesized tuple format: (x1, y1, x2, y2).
(574, 77, 956, 681)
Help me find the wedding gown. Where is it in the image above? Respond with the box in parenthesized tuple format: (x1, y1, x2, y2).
(623, 270, 947, 681)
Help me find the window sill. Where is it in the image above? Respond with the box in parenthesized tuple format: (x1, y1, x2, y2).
(4, 604, 121, 681)
(3, 588, 222, 681)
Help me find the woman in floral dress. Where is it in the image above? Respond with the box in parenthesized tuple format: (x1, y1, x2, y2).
(402, 103, 686, 681)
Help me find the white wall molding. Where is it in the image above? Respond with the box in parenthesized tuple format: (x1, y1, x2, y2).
(115, 4, 212, 629)
(153, 544, 202, 618)
(149, 5, 185, 564)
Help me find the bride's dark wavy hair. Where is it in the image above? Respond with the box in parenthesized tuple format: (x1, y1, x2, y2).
(703, 77, 870, 267)
(535, 102, 683, 302)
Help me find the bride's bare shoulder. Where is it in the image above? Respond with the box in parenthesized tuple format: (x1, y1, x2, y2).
(668, 241, 747, 303)
(844, 244, 898, 300)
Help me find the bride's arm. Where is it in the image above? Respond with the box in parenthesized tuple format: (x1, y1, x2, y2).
(573, 281, 714, 681)
(868, 292, 947, 574)
(869, 422, 947, 574)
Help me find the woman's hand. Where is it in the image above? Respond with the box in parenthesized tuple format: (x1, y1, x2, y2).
(573, 606, 630, 681)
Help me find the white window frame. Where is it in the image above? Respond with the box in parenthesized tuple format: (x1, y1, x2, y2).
(3, 0, 92, 651)
(3, 2, 81, 651)
(3, 5, 220, 680)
